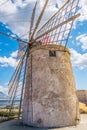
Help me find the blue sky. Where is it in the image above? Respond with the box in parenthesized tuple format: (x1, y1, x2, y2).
(0, 0, 87, 94)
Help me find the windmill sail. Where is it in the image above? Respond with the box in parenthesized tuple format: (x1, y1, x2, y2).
(8, 50, 27, 115)
(34, 0, 80, 49)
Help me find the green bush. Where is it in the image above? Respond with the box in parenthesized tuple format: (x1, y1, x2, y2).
(0, 111, 18, 117)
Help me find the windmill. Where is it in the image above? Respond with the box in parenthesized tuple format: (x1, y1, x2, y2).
(0, 0, 80, 127)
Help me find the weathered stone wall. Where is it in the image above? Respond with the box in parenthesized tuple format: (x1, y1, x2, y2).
(77, 90, 87, 104)
(23, 45, 80, 128)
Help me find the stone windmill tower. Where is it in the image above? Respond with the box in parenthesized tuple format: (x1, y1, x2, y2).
(5, 0, 80, 128)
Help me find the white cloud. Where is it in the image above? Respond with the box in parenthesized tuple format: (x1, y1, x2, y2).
(0, 85, 8, 95)
(78, 0, 87, 22)
(0, 51, 18, 68)
(76, 34, 87, 51)
(11, 50, 18, 58)
(70, 48, 87, 70)
(0, 0, 33, 38)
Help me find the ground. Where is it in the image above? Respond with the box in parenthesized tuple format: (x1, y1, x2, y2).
(0, 114, 87, 130)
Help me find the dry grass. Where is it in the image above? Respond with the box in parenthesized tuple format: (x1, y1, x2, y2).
(79, 102, 87, 114)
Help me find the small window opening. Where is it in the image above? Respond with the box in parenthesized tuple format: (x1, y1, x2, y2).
(49, 50, 56, 57)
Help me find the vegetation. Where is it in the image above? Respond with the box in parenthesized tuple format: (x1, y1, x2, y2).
(0, 111, 11, 117)
(0, 111, 18, 117)
(0, 105, 20, 122)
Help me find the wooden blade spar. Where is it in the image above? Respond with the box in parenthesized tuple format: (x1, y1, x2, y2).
(0, 31, 28, 44)
(29, 1, 37, 40)
(30, 0, 49, 40)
